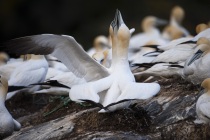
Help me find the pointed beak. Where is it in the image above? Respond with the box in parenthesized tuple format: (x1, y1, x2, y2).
(187, 49, 203, 66)
(111, 9, 124, 32)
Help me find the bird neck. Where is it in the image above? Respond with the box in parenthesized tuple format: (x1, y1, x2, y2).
(0, 89, 6, 105)
(110, 35, 118, 69)
(206, 90, 210, 96)
(117, 34, 129, 61)
(31, 55, 45, 60)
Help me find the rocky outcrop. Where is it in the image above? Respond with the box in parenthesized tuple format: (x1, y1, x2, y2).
(5, 78, 210, 140)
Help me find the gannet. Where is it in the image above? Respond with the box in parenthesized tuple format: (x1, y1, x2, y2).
(92, 49, 112, 68)
(8, 54, 48, 86)
(183, 37, 210, 85)
(134, 62, 184, 78)
(129, 45, 163, 64)
(0, 75, 21, 138)
(194, 78, 210, 124)
(162, 6, 190, 40)
(87, 35, 110, 56)
(5, 54, 48, 100)
(129, 16, 168, 52)
(71, 10, 160, 112)
(195, 23, 209, 34)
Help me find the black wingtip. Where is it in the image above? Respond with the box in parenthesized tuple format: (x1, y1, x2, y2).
(31, 80, 70, 89)
(165, 64, 184, 68)
(131, 62, 163, 68)
(178, 40, 197, 45)
(104, 99, 137, 110)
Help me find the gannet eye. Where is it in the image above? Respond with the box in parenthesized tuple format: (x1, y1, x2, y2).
(100, 59, 104, 63)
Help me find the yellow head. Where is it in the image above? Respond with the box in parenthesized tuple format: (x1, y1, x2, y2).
(162, 25, 184, 40)
(0, 52, 9, 65)
(171, 6, 185, 24)
(93, 35, 109, 51)
(0, 75, 8, 100)
(195, 23, 208, 34)
(201, 78, 210, 92)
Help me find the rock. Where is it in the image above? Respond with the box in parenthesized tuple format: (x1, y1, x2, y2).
(5, 108, 97, 140)
(4, 79, 210, 139)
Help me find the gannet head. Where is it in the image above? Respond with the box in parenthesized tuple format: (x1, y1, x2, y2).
(162, 25, 185, 40)
(92, 51, 105, 64)
(110, 9, 125, 34)
(187, 37, 210, 66)
(171, 6, 185, 24)
(195, 23, 209, 34)
(0, 52, 9, 65)
(93, 35, 110, 51)
(0, 75, 8, 101)
(141, 16, 167, 32)
(110, 9, 131, 48)
(201, 78, 210, 93)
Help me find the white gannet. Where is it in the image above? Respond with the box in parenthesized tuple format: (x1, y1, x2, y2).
(162, 6, 190, 40)
(8, 54, 48, 86)
(134, 62, 184, 78)
(152, 43, 195, 63)
(0, 75, 21, 138)
(195, 23, 209, 34)
(129, 16, 168, 52)
(183, 37, 210, 85)
(195, 78, 210, 124)
(92, 49, 112, 68)
(5, 54, 48, 100)
(72, 10, 160, 112)
(129, 45, 163, 64)
(87, 35, 110, 56)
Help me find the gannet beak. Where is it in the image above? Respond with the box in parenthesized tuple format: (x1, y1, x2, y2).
(111, 9, 125, 32)
(187, 49, 203, 66)
(117, 10, 124, 27)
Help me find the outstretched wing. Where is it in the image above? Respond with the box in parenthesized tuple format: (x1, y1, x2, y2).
(1, 34, 109, 82)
